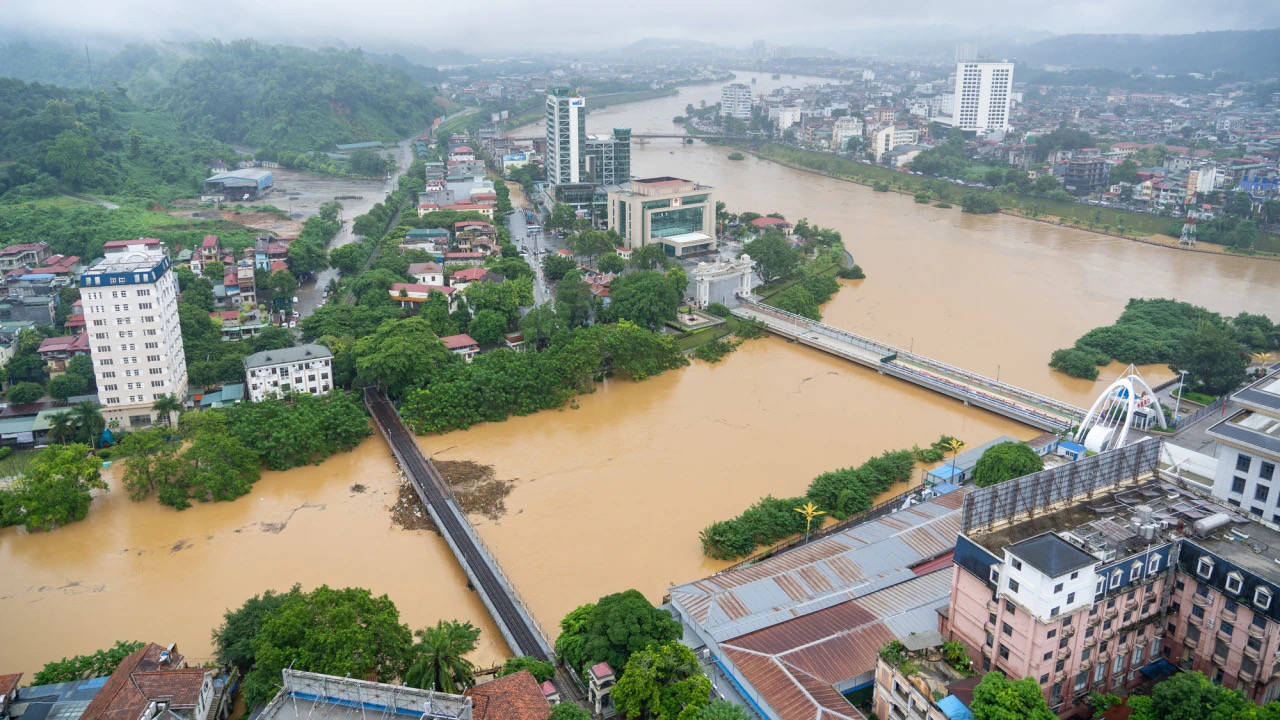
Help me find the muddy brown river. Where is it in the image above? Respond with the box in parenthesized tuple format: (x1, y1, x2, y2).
(4, 71, 1279, 676)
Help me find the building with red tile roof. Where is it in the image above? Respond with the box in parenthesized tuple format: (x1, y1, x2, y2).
(0, 673, 21, 716)
(64, 313, 86, 330)
(38, 333, 90, 373)
(80, 643, 227, 720)
(103, 238, 163, 253)
(440, 333, 480, 362)
(464, 671, 550, 720)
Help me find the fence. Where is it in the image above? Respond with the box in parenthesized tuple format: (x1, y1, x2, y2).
(1173, 395, 1228, 429)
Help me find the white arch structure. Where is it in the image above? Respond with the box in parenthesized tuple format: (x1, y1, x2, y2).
(1075, 365, 1168, 452)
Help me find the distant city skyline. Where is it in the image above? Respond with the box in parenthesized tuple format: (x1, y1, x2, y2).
(4, 0, 1279, 54)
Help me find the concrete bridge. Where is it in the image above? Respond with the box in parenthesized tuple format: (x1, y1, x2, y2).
(364, 388, 585, 699)
(732, 300, 1086, 432)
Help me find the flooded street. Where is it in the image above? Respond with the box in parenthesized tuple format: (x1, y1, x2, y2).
(0, 439, 508, 676)
(6, 73, 1280, 675)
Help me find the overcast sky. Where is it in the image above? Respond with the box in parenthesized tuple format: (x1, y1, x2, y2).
(6, 0, 1280, 53)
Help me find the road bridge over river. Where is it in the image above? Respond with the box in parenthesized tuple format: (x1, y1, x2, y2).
(364, 388, 586, 701)
(732, 300, 1086, 432)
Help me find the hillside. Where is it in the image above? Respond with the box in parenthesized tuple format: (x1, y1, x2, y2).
(0, 77, 232, 201)
(1015, 29, 1280, 77)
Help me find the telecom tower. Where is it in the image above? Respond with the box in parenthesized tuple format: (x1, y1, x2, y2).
(1179, 215, 1197, 246)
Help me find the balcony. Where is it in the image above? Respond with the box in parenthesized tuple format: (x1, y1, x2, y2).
(1213, 653, 1227, 667)
(1245, 646, 1260, 661)
(1222, 609, 1237, 623)
(1083, 636, 1097, 648)
(1218, 630, 1235, 644)
(1125, 598, 1139, 612)
(1248, 625, 1265, 640)
(987, 600, 999, 614)
(894, 684, 908, 702)
(1240, 670, 1256, 686)
(1192, 594, 1211, 608)
(1058, 647, 1072, 660)
(1184, 635, 1198, 648)
(1106, 608, 1119, 620)
(1189, 615, 1203, 627)
(1062, 626, 1075, 638)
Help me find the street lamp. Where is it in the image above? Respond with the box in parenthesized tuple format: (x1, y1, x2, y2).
(794, 501, 825, 544)
(1175, 369, 1189, 422)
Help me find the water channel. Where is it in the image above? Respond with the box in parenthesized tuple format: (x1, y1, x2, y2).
(4, 71, 1280, 676)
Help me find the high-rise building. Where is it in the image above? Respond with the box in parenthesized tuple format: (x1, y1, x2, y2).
(949, 60, 1014, 133)
(79, 238, 187, 428)
(720, 83, 753, 120)
(545, 88, 586, 185)
(583, 128, 632, 186)
(1209, 369, 1280, 517)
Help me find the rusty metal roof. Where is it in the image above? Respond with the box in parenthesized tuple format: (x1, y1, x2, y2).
(672, 489, 968, 641)
(717, 569, 953, 720)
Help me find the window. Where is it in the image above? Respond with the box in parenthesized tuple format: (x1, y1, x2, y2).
(1054, 582, 1064, 593)
(1263, 462, 1276, 482)
(1002, 622, 1013, 636)
(1197, 557, 1215, 579)
(1040, 673, 1049, 685)
(999, 646, 1009, 660)
(1113, 655, 1124, 674)
(1259, 485, 1272, 502)
(1192, 605, 1205, 618)
(1043, 651, 1052, 661)
(1055, 659, 1065, 672)
(1047, 629, 1057, 639)
(1226, 572, 1244, 595)
(1131, 562, 1143, 582)
(1232, 476, 1247, 494)
(1094, 664, 1105, 683)
(1149, 555, 1161, 574)
(1071, 571, 1079, 580)
(1086, 627, 1095, 638)
(1221, 621, 1234, 637)
(1096, 578, 1105, 595)
(1011, 558, 1022, 571)
(1059, 637, 1069, 649)
(990, 567, 1000, 584)
(1104, 619, 1113, 630)
(1006, 600, 1016, 614)
(1063, 614, 1072, 626)
(1111, 569, 1123, 589)
(1008, 579, 1020, 593)
(1238, 454, 1253, 472)
(1256, 588, 1272, 611)
(1253, 506, 1265, 517)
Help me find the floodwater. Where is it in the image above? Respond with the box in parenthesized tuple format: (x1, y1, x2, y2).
(7, 72, 1280, 675)
(0, 439, 509, 676)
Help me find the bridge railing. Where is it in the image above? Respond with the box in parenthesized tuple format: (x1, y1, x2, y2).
(887, 362, 1071, 430)
(738, 301, 894, 358)
(899, 351, 1086, 418)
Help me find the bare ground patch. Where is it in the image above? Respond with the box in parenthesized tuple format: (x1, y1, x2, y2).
(390, 460, 514, 532)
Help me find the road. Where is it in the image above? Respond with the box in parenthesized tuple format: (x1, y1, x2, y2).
(293, 134, 420, 319)
(504, 189, 553, 308)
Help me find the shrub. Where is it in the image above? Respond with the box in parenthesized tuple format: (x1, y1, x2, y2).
(727, 152, 745, 161)
(692, 338, 739, 363)
(837, 264, 865, 279)
(972, 442, 1044, 488)
(7, 382, 44, 404)
(735, 319, 768, 339)
(933, 201, 952, 208)
(705, 302, 732, 318)
(961, 193, 1000, 214)
(914, 192, 932, 204)
(1048, 347, 1102, 380)
(872, 181, 890, 192)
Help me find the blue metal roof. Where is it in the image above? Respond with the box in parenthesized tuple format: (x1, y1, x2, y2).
(936, 695, 973, 720)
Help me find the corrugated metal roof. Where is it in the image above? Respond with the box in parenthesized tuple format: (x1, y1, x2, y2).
(672, 489, 970, 642)
(718, 570, 952, 720)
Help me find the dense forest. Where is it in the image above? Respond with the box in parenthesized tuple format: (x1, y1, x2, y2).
(1015, 29, 1280, 78)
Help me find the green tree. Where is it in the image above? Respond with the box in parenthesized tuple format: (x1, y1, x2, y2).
(497, 656, 555, 682)
(213, 585, 303, 673)
(66, 353, 97, 391)
(543, 254, 578, 283)
(71, 401, 105, 447)
(44, 129, 101, 189)
(961, 193, 1000, 214)
(354, 317, 457, 398)
(168, 412, 260, 508)
(469, 309, 508, 346)
(695, 700, 752, 720)
(268, 269, 298, 303)
(548, 704, 592, 720)
(119, 428, 181, 501)
(569, 230, 620, 257)
(350, 149, 390, 176)
(318, 200, 343, 223)
(742, 231, 798, 283)
(7, 381, 44, 404)
(1128, 671, 1263, 720)
(972, 442, 1044, 488)
(0, 443, 105, 532)
(519, 306, 564, 350)
(329, 243, 366, 275)
(611, 642, 712, 720)
(598, 253, 626, 274)
(223, 392, 370, 471)
(152, 393, 183, 427)
(47, 372, 88, 401)
(203, 260, 226, 283)
(554, 589, 681, 675)
(630, 244, 670, 271)
(547, 203, 577, 232)
(403, 620, 481, 693)
(32, 641, 146, 685)
(1224, 191, 1253, 217)
(970, 672, 1054, 720)
(608, 271, 681, 331)
(243, 585, 414, 707)
(46, 410, 76, 443)
(1170, 322, 1249, 396)
(554, 273, 594, 328)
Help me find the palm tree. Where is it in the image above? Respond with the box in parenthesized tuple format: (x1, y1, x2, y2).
(47, 411, 76, 444)
(152, 394, 182, 427)
(71, 401, 106, 448)
(403, 620, 480, 693)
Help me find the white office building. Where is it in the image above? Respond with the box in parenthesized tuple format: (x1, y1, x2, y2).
(79, 239, 187, 428)
(719, 83, 753, 120)
(243, 343, 334, 403)
(545, 88, 586, 185)
(831, 117, 864, 151)
(949, 60, 1014, 133)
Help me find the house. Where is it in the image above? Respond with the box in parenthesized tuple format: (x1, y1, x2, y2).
(441, 333, 480, 362)
(27, 254, 82, 277)
(409, 262, 445, 285)
(390, 282, 457, 312)
(443, 202, 494, 219)
(197, 383, 245, 409)
(37, 333, 90, 375)
(454, 221, 496, 251)
(443, 251, 485, 265)
(587, 663, 616, 717)
(464, 671, 550, 720)
(80, 642, 234, 720)
(0, 242, 52, 272)
(200, 235, 221, 264)
(210, 309, 269, 341)
(615, 246, 633, 261)
(243, 344, 334, 402)
(448, 266, 503, 292)
(0, 673, 20, 717)
(401, 228, 450, 255)
(749, 216, 793, 237)
(503, 332, 525, 351)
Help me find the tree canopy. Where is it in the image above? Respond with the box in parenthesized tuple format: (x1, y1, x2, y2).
(554, 589, 682, 676)
(972, 442, 1044, 488)
(742, 231, 798, 283)
(611, 643, 712, 720)
(353, 317, 458, 398)
(0, 443, 105, 531)
(33, 641, 147, 685)
(212, 585, 303, 673)
(404, 620, 481, 694)
(970, 672, 1055, 720)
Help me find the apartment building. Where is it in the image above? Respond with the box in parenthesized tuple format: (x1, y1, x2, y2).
(942, 439, 1280, 718)
(243, 343, 334, 403)
(720, 83, 753, 120)
(545, 88, 586, 186)
(79, 240, 187, 428)
(947, 60, 1013, 133)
